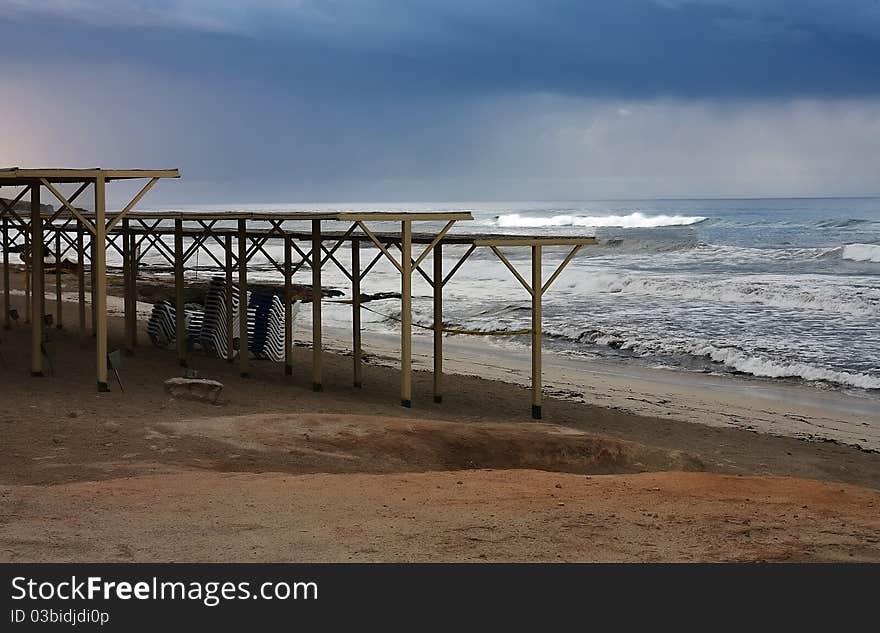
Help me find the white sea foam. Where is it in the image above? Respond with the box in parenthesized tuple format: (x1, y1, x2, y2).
(549, 326, 880, 390)
(841, 243, 880, 263)
(562, 272, 880, 317)
(494, 212, 707, 229)
(694, 345, 880, 390)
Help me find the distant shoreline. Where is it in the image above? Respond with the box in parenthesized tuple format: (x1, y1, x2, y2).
(4, 264, 878, 453)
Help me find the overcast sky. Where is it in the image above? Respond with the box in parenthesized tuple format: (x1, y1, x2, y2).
(2, 0, 879, 204)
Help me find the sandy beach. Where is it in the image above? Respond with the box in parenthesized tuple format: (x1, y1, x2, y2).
(1, 267, 879, 562)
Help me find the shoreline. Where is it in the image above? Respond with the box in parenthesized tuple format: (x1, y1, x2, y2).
(314, 321, 880, 452)
(4, 264, 879, 452)
(3, 267, 880, 561)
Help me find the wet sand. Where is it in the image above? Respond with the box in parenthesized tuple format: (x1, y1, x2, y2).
(1, 266, 879, 561)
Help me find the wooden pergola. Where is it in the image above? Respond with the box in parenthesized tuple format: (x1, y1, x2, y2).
(1, 168, 596, 417)
(0, 168, 180, 390)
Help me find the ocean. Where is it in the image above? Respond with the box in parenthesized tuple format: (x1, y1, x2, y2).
(134, 198, 880, 401)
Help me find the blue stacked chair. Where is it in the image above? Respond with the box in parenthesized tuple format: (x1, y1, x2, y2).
(147, 281, 296, 365)
(247, 291, 287, 362)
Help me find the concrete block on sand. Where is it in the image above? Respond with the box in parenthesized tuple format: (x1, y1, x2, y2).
(164, 377, 224, 405)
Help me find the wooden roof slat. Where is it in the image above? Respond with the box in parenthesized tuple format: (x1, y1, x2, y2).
(473, 236, 598, 246)
(0, 168, 180, 182)
(106, 226, 596, 247)
(335, 212, 473, 222)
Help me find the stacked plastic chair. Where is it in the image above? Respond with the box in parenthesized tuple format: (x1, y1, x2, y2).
(146, 301, 177, 349)
(247, 291, 287, 362)
(146, 300, 205, 350)
(185, 307, 204, 345)
(147, 280, 297, 364)
(199, 276, 245, 358)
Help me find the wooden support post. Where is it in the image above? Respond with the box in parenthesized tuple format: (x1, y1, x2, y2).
(121, 219, 131, 353)
(40, 221, 46, 331)
(401, 220, 412, 407)
(311, 219, 322, 391)
(30, 183, 43, 377)
(237, 219, 248, 378)
(531, 245, 542, 419)
(54, 229, 62, 329)
(123, 218, 136, 353)
(94, 176, 109, 391)
(77, 222, 86, 343)
(284, 236, 293, 376)
(224, 235, 234, 362)
(433, 242, 442, 403)
(90, 235, 97, 337)
(24, 232, 30, 324)
(130, 228, 138, 349)
(351, 238, 362, 388)
(174, 218, 186, 367)
(2, 217, 9, 330)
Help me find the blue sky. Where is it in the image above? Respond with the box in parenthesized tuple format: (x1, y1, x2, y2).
(2, 1, 879, 203)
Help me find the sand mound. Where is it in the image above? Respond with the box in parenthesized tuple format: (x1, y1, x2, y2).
(160, 413, 703, 475)
(2, 469, 878, 562)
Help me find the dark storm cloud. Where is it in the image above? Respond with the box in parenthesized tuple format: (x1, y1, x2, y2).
(3, 2, 880, 201)
(3, 0, 880, 99)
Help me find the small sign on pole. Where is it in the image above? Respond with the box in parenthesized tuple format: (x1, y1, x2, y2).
(107, 349, 124, 392)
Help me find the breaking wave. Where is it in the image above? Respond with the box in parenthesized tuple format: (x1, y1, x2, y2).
(693, 345, 880, 389)
(561, 272, 879, 317)
(815, 218, 873, 228)
(564, 330, 880, 390)
(841, 243, 880, 263)
(494, 212, 707, 229)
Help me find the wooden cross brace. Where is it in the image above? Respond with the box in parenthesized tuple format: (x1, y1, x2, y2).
(41, 177, 159, 236)
(488, 245, 583, 296)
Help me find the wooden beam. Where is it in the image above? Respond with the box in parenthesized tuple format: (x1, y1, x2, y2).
(1, 168, 180, 181)
(401, 220, 412, 407)
(433, 242, 443, 403)
(106, 177, 159, 231)
(490, 246, 533, 296)
(531, 245, 542, 420)
(47, 182, 89, 224)
(542, 245, 582, 295)
(0, 186, 28, 219)
(94, 176, 109, 391)
(442, 244, 476, 287)
(123, 218, 137, 353)
(30, 183, 43, 377)
(90, 234, 97, 337)
(238, 219, 249, 378)
(40, 222, 46, 342)
(24, 232, 30, 324)
(225, 235, 234, 363)
(311, 219, 322, 391)
(338, 212, 472, 222)
(54, 229, 62, 330)
(77, 222, 86, 344)
(174, 218, 186, 367)
(2, 217, 9, 331)
(360, 249, 386, 280)
(284, 236, 293, 377)
(474, 237, 597, 247)
(413, 220, 456, 269)
(40, 179, 95, 234)
(356, 221, 402, 273)
(351, 238, 362, 388)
